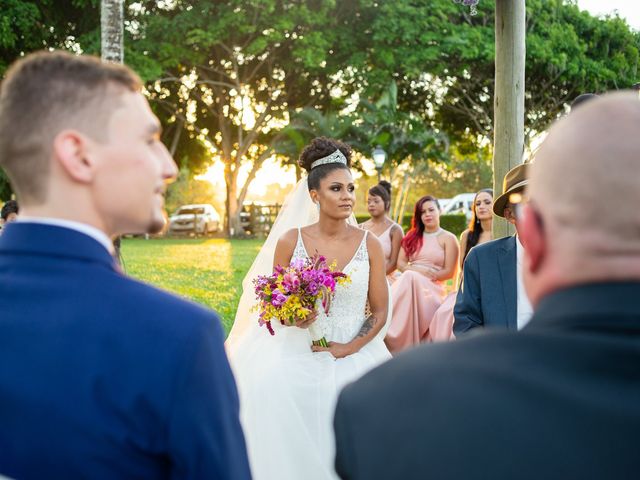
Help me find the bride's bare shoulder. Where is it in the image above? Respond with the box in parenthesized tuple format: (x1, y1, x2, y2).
(364, 228, 384, 256)
(276, 228, 300, 249)
(346, 223, 365, 236)
(273, 228, 301, 266)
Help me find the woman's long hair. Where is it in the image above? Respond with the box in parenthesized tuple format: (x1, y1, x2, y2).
(463, 188, 493, 263)
(401, 195, 440, 258)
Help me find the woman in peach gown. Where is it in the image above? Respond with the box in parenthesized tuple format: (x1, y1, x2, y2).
(385, 195, 459, 354)
(359, 181, 403, 283)
(429, 189, 493, 341)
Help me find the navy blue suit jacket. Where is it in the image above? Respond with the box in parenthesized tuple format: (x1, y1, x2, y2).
(335, 283, 640, 479)
(0, 223, 251, 479)
(453, 235, 517, 335)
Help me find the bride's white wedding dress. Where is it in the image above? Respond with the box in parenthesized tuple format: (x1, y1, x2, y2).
(227, 184, 391, 479)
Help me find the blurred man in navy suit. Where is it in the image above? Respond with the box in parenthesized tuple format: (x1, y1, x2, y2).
(0, 51, 251, 479)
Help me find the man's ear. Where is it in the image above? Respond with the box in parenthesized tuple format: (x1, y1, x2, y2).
(518, 204, 545, 273)
(503, 206, 517, 226)
(52, 130, 95, 184)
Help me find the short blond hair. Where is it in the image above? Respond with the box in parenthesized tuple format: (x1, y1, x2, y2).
(0, 51, 141, 203)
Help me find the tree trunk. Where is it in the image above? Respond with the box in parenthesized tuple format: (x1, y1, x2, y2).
(101, 0, 124, 63)
(224, 162, 233, 235)
(224, 161, 244, 237)
(397, 181, 411, 227)
(228, 201, 243, 238)
(393, 173, 411, 224)
(493, 0, 526, 238)
(168, 118, 184, 156)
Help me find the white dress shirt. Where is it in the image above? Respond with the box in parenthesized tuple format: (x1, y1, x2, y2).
(516, 237, 533, 329)
(16, 216, 114, 254)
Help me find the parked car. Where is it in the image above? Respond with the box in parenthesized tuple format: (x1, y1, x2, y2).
(441, 193, 476, 221)
(168, 204, 221, 236)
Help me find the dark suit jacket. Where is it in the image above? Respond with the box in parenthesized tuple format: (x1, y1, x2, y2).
(454, 235, 517, 335)
(334, 282, 640, 480)
(0, 223, 251, 480)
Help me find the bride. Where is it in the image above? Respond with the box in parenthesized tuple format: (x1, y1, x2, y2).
(226, 137, 392, 479)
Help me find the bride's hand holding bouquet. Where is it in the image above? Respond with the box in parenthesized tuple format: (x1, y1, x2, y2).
(253, 254, 350, 347)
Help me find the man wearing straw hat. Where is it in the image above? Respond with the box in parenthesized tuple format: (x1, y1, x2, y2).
(453, 163, 532, 335)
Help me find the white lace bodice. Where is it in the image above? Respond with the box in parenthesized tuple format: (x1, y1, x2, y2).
(292, 228, 370, 343)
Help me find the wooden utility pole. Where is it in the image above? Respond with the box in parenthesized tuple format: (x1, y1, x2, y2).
(101, 0, 125, 262)
(493, 0, 525, 238)
(101, 0, 124, 63)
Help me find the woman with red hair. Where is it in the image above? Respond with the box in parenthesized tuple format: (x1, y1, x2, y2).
(385, 195, 459, 354)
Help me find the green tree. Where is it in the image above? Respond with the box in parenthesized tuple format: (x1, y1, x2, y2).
(3, 0, 639, 226)
(0, 0, 101, 197)
(348, 0, 640, 146)
(0, 0, 100, 74)
(272, 107, 366, 180)
(134, 0, 359, 235)
(411, 144, 493, 200)
(0, 168, 12, 201)
(355, 82, 448, 221)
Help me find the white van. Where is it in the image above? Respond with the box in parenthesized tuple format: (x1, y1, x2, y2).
(441, 193, 476, 221)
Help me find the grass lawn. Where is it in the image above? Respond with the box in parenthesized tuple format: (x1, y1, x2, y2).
(121, 237, 263, 335)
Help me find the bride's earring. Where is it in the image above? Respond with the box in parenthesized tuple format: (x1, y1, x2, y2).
(316, 201, 321, 212)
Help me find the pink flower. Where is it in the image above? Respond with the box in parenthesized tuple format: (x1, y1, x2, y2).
(271, 289, 287, 307)
(322, 276, 336, 289)
(282, 272, 300, 292)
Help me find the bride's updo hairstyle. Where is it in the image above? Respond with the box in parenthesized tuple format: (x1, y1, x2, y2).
(298, 137, 353, 191)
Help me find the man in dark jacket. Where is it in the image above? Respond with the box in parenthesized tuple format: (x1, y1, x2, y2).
(453, 163, 531, 335)
(334, 92, 640, 480)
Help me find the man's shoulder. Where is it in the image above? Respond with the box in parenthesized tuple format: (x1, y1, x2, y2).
(340, 333, 525, 406)
(468, 235, 515, 258)
(103, 273, 222, 338)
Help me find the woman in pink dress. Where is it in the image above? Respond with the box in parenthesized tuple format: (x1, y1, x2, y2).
(429, 189, 493, 342)
(385, 195, 459, 354)
(359, 181, 403, 283)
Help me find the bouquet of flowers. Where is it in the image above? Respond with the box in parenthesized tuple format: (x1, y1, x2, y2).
(253, 255, 350, 347)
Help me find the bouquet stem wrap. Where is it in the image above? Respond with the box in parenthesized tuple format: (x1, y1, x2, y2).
(309, 324, 328, 347)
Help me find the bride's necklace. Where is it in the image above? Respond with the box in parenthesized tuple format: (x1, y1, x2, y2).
(423, 228, 442, 237)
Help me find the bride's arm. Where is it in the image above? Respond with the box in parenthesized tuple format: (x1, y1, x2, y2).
(354, 234, 389, 347)
(273, 228, 318, 329)
(312, 234, 388, 358)
(272, 228, 297, 269)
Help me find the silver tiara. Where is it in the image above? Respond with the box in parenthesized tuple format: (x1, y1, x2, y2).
(310, 149, 347, 170)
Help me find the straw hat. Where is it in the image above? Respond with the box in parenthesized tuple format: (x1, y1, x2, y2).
(493, 163, 529, 218)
